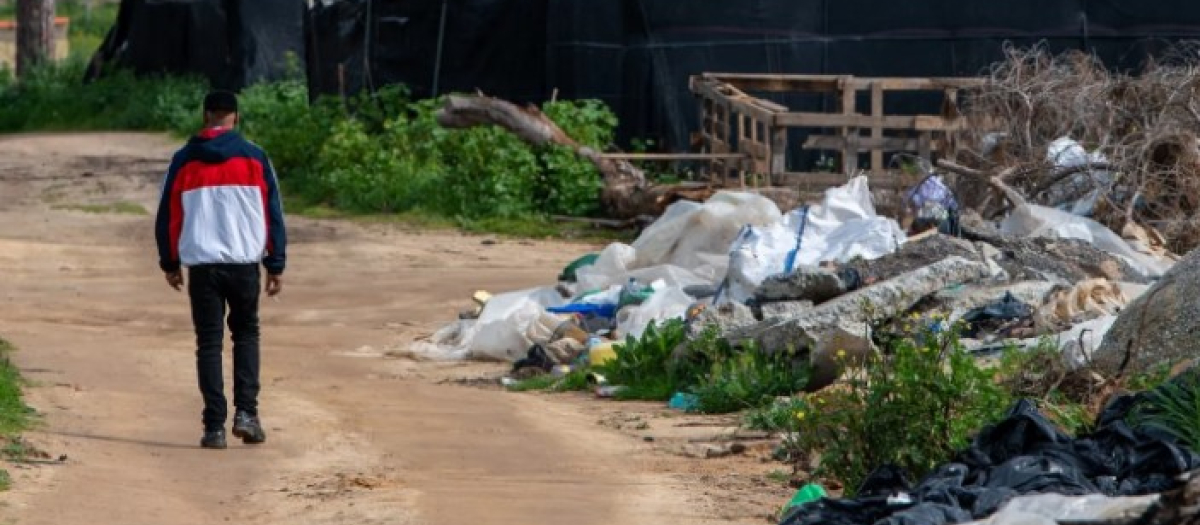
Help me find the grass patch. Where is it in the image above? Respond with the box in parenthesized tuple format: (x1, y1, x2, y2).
(53, 201, 148, 215)
(286, 196, 634, 243)
(507, 369, 591, 393)
(0, 339, 32, 437)
(0, 338, 34, 491)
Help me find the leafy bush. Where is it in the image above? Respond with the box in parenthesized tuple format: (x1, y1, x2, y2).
(595, 321, 809, 411)
(0, 59, 207, 132)
(0, 54, 619, 224)
(598, 320, 692, 401)
(785, 321, 1010, 494)
(745, 397, 810, 432)
(691, 340, 809, 414)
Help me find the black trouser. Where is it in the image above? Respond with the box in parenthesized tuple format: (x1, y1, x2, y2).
(188, 264, 261, 432)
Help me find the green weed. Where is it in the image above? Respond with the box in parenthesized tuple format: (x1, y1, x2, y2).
(691, 343, 808, 414)
(598, 320, 692, 401)
(53, 202, 147, 215)
(0, 338, 33, 491)
(1131, 375, 1200, 451)
(784, 321, 1010, 495)
(0, 339, 32, 437)
(745, 397, 809, 432)
(508, 369, 591, 393)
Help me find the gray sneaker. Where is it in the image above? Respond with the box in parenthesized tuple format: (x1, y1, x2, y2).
(232, 411, 266, 444)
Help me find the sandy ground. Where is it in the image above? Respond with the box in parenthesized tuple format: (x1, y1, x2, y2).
(0, 133, 791, 525)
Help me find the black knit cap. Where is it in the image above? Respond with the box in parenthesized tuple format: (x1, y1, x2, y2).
(203, 90, 238, 113)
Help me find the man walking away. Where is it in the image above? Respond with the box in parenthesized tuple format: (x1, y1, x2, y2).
(154, 90, 288, 449)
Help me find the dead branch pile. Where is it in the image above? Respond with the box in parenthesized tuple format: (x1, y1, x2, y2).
(956, 44, 1200, 253)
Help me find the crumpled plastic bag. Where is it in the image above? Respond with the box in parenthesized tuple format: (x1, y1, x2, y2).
(407, 287, 565, 361)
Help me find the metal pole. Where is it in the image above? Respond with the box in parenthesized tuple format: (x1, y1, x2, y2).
(431, 0, 448, 96)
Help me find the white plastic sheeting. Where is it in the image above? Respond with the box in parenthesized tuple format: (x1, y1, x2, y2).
(963, 492, 1157, 525)
(614, 286, 695, 340)
(408, 287, 566, 361)
(631, 191, 782, 271)
(722, 176, 906, 303)
(409, 177, 907, 360)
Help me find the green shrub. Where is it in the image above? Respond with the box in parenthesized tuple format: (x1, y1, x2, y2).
(785, 321, 1010, 495)
(508, 369, 591, 393)
(598, 319, 692, 401)
(0, 51, 621, 226)
(691, 341, 809, 414)
(0, 339, 33, 437)
(596, 321, 809, 411)
(0, 59, 206, 132)
(745, 397, 810, 432)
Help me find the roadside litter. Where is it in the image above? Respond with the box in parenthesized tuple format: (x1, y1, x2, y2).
(403, 163, 1189, 525)
(780, 395, 1200, 525)
(409, 171, 1175, 390)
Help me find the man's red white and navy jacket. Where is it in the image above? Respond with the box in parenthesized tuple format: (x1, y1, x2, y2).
(155, 127, 287, 275)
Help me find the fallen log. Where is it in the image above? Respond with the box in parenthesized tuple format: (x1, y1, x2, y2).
(437, 94, 721, 218)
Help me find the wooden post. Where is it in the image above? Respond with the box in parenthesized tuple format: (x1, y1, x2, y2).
(770, 124, 787, 185)
(738, 113, 748, 187)
(720, 104, 732, 181)
(839, 79, 858, 175)
(15, 0, 56, 79)
(700, 97, 714, 183)
(870, 81, 884, 174)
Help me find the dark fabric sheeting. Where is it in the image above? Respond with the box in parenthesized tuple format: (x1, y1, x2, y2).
(113, 0, 1190, 151)
(779, 397, 1200, 525)
(89, 0, 305, 90)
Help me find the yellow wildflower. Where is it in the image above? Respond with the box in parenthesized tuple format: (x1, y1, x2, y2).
(795, 411, 807, 421)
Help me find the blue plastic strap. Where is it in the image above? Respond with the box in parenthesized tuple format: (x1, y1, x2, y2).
(783, 206, 810, 273)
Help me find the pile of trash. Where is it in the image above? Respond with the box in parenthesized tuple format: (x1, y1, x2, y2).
(410, 172, 1177, 386)
(781, 394, 1200, 525)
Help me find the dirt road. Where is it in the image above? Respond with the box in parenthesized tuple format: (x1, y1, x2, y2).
(0, 133, 787, 525)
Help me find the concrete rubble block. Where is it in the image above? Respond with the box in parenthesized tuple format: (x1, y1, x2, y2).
(688, 300, 758, 338)
(1097, 246, 1200, 375)
(845, 233, 981, 284)
(733, 256, 991, 389)
(930, 281, 1059, 322)
(758, 300, 815, 322)
(755, 266, 846, 304)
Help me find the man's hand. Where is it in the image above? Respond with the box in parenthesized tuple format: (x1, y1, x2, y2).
(265, 274, 283, 297)
(165, 270, 184, 291)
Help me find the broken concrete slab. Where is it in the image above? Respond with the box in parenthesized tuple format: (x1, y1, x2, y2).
(844, 234, 981, 284)
(688, 300, 757, 338)
(1096, 246, 1200, 375)
(927, 281, 1059, 322)
(755, 266, 845, 304)
(731, 256, 991, 389)
(758, 300, 815, 322)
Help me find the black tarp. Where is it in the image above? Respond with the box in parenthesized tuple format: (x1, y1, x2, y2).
(779, 395, 1200, 525)
(98, 1, 1200, 150)
(307, 0, 547, 104)
(88, 0, 304, 90)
